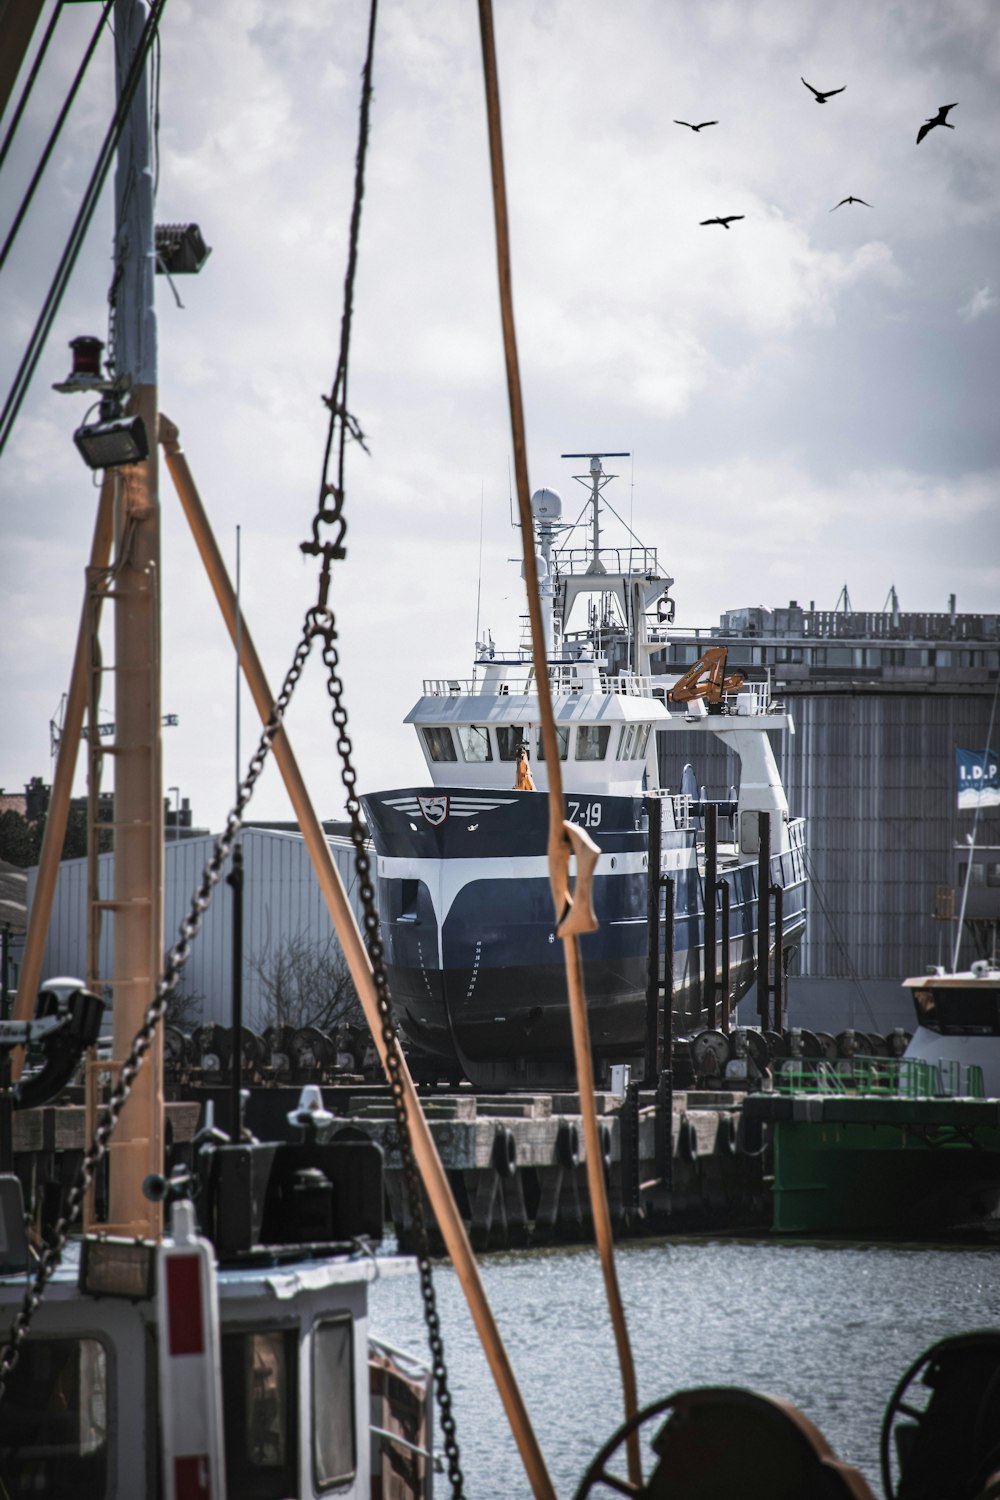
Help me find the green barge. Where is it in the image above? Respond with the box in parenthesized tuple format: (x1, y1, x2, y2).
(744, 965, 1000, 1236)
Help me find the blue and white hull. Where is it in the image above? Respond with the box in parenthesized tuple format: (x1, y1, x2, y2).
(364, 786, 806, 1088)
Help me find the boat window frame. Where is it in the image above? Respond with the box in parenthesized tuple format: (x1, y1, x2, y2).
(312, 1316, 356, 1492)
(495, 724, 530, 762)
(221, 1324, 300, 1500)
(0, 1332, 112, 1496)
(456, 724, 494, 763)
(575, 725, 611, 761)
(537, 726, 570, 761)
(420, 726, 458, 763)
(617, 724, 636, 760)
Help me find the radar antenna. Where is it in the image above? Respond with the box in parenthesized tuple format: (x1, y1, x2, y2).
(560, 452, 630, 575)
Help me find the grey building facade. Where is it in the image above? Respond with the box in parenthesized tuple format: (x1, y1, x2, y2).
(654, 601, 1000, 1031)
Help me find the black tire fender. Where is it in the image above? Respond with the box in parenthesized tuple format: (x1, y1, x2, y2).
(492, 1125, 517, 1178)
(718, 1113, 739, 1156)
(678, 1114, 699, 1163)
(556, 1119, 580, 1169)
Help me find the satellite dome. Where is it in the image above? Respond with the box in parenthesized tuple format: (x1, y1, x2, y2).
(531, 487, 562, 522)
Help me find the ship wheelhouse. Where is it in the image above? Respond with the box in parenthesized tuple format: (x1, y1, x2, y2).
(407, 658, 668, 798)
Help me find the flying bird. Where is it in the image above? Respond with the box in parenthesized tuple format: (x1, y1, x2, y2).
(916, 103, 958, 144)
(674, 119, 718, 132)
(700, 215, 744, 229)
(801, 77, 845, 103)
(830, 196, 871, 210)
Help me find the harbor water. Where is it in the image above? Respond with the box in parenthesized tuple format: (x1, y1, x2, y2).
(370, 1236, 1000, 1498)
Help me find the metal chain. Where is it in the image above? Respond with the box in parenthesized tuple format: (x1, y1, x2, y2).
(0, 635, 312, 1402)
(309, 608, 466, 1499)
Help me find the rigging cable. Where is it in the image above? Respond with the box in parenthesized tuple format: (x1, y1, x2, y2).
(0, 0, 115, 274)
(476, 0, 641, 1491)
(0, 0, 165, 460)
(0, 0, 65, 180)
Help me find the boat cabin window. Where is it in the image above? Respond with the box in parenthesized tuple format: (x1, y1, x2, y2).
(575, 726, 611, 761)
(617, 724, 650, 760)
(421, 726, 457, 762)
(912, 986, 1000, 1036)
(457, 725, 493, 762)
(313, 1317, 356, 1490)
(537, 726, 569, 761)
(222, 1328, 298, 1500)
(0, 1336, 108, 1497)
(496, 725, 530, 761)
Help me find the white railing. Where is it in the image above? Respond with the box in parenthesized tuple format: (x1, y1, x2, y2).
(421, 672, 666, 699)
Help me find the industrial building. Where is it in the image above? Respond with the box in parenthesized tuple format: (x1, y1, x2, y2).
(656, 599, 1000, 1030)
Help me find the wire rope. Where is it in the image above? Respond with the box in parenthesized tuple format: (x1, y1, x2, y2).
(0, 0, 165, 460)
(0, 0, 115, 274)
(0, 0, 65, 181)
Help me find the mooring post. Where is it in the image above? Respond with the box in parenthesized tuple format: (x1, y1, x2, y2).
(656, 877, 675, 1200)
(663, 874, 674, 1069)
(756, 810, 771, 1031)
(771, 881, 784, 1032)
(644, 796, 663, 1080)
(227, 840, 245, 1140)
(704, 803, 718, 1028)
(719, 881, 731, 1033)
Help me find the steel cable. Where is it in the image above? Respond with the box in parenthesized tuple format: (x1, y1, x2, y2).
(0, 0, 115, 274)
(0, 0, 166, 460)
(0, 0, 66, 181)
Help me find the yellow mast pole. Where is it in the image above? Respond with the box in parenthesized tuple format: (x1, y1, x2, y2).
(105, 0, 163, 1238)
(160, 417, 557, 1500)
(476, 0, 642, 1486)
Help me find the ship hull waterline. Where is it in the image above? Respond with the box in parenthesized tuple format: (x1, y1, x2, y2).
(365, 787, 806, 1088)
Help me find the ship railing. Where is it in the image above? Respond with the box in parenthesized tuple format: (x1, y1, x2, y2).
(553, 544, 661, 578)
(421, 671, 664, 699)
(775, 1056, 987, 1099)
(721, 681, 772, 715)
(671, 794, 696, 831)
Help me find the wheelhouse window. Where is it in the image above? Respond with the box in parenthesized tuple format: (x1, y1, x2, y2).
(222, 1328, 298, 1499)
(420, 726, 457, 762)
(0, 1337, 108, 1497)
(617, 724, 650, 760)
(496, 725, 529, 761)
(457, 725, 493, 762)
(575, 725, 610, 761)
(313, 1318, 356, 1490)
(537, 727, 569, 761)
(914, 987, 1000, 1037)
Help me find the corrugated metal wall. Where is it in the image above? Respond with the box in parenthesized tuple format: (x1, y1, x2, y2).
(27, 829, 365, 1027)
(656, 688, 1000, 981)
(780, 691, 1000, 979)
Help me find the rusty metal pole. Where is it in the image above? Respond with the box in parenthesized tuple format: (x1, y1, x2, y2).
(704, 803, 717, 1029)
(644, 795, 663, 1080)
(161, 422, 556, 1500)
(105, 0, 163, 1237)
(771, 882, 784, 1033)
(12, 476, 115, 1034)
(756, 810, 771, 1031)
(719, 880, 731, 1033)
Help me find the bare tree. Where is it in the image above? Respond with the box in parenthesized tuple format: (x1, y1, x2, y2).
(248, 933, 362, 1034)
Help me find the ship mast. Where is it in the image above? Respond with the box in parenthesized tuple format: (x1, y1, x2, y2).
(106, 0, 164, 1237)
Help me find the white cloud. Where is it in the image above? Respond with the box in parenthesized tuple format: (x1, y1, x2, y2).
(3, 0, 999, 825)
(958, 284, 998, 322)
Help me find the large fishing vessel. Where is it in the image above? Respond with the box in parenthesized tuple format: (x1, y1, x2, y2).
(364, 454, 807, 1089)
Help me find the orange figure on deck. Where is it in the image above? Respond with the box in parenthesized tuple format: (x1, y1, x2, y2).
(514, 743, 535, 791)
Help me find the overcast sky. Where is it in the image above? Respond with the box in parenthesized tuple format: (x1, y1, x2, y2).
(1, 0, 998, 828)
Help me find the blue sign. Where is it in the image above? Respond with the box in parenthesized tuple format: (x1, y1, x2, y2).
(956, 746, 1000, 810)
